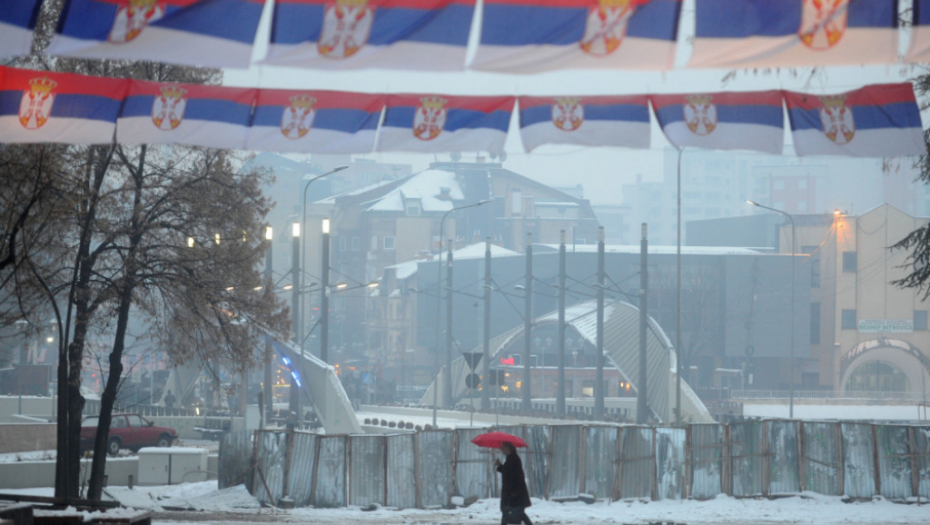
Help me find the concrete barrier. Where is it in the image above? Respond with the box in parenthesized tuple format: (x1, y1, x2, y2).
(0, 396, 55, 423)
(0, 423, 56, 454)
(0, 457, 138, 490)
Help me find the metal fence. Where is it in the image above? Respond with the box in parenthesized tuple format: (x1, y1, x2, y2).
(219, 420, 930, 509)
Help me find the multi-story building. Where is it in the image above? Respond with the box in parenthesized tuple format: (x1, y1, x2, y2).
(317, 160, 601, 364)
(689, 203, 930, 395)
(623, 148, 889, 246)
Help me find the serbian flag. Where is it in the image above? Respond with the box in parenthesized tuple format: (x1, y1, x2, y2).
(377, 95, 514, 154)
(519, 95, 650, 151)
(907, 1, 930, 62)
(246, 89, 383, 153)
(690, 0, 898, 68)
(651, 91, 784, 154)
(785, 84, 925, 158)
(47, 0, 265, 68)
(0, 67, 129, 144)
(472, 0, 682, 73)
(0, 0, 41, 58)
(117, 80, 256, 149)
(264, 0, 476, 70)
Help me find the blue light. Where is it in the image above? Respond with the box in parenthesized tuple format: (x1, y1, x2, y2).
(282, 356, 291, 366)
(291, 370, 301, 388)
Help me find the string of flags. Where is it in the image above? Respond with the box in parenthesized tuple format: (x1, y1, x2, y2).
(1, 65, 924, 158)
(1, 0, 929, 71)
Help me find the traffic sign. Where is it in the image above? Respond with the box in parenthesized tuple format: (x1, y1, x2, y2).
(465, 373, 481, 389)
(462, 352, 483, 370)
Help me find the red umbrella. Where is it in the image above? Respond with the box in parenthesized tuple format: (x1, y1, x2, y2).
(471, 431, 527, 449)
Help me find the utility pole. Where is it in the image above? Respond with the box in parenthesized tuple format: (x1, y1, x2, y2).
(443, 242, 454, 409)
(522, 233, 533, 414)
(595, 226, 605, 420)
(637, 223, 649, 424)
(290, 223, 301, 430)
(264, 227, 274, 425)
(482, 238, 492, 411)
(557, 230, 566, 417)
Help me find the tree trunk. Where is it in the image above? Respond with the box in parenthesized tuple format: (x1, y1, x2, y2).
(86, 285, 132, 500)
(56, 146, 112, 497)
(87, 147, 145, 501)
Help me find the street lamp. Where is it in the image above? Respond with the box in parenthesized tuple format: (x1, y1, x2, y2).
(747, 199, 796, 418)
(433, 199, 490, 426)
(301, 166, 348, 361)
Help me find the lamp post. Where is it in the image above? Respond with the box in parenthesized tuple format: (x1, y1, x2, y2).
(290, 222, 301, 430)
(433, 199, 490, 426)
(747, 200, 796, 418)
(264, 226, 274, 425)
(321, 218, 331, 363)
(301, 165, 348, 359)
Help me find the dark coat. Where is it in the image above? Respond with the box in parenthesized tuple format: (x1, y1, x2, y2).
(497, 451, 531, 510)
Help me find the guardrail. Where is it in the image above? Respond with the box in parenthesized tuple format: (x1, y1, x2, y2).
(82, 399, 196, 418)
(729, 390, 928, 402)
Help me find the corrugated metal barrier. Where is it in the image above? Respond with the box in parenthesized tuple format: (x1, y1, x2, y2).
(219, 420, 930, 508)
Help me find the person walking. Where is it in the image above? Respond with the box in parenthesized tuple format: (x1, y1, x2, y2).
(495, 441, 533, 525)
(163, 390, 176, 408)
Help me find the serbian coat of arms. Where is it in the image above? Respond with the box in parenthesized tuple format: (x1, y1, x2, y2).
(413, 97, 447, 141)
(281, 95, 317, 139)
(151, 85, 187, 131)
(109, 0, 166, 44)
(580, 0, 640, 56)
(799, 0, 848, 50)
(684, 95, 717, 136)
(318, 0, 375, 59)
(819, 95, 855, 144)
(19, 77, 57, 130)
(552, 98, 584, 131)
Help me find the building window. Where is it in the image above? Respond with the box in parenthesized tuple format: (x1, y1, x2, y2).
(798, 179, 807, 190)
(406, 204, 421, 216)
(802, 246, 820, 288)
(384, 236, 396, 250)
(915, 310, 928, 331)
(371, 236, 378, 250)
(810, 303, 820, 345)
(351, 236, 360, 251)
(841, 309, 856, 330)
(339, 237, 347, 252)
(774, 179, 785, 190)
(842, 251, 857, 272)
(797, 201, 807, 212)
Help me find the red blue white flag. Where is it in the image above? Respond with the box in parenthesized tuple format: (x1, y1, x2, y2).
(472, 0, 682, 73)
(377, 95, 515, 154)
(519, 95, 650, 151)
(264, 0, 476, 70)
(117, 80, 257, 149)
(690, 0, 898, 68)
(907, 0, 930, 62)
(651, 91, 784, 154)
(0, 67, 129, 144)
(784, 84, 925, 158)
(47, 0, 265, 68)
(246, 89, 384, 153)
(0, 0, 41, 58)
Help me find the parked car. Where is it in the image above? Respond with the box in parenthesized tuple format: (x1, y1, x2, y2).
(81, 413, 178, 456)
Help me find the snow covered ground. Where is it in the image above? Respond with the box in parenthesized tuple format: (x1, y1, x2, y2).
(742, 403, 929, 421)
(8, 482, 930, 525)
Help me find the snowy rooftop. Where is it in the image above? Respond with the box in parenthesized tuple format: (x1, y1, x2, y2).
(537, 244, 762, 255)
(386, 243, 520, 280)
(365, 170, 463, 212)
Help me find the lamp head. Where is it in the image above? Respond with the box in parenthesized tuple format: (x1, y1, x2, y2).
(265, 226, 273, 241)
(292, 222, 300, 238)
(322, 218, 331, 234)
